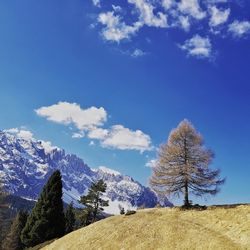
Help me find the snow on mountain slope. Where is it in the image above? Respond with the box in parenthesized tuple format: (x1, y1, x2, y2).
(0, 130, 172, 214)
(97, 166, 121, 176)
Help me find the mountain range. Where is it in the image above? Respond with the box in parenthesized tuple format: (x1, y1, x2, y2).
(0, 130, 172, 214)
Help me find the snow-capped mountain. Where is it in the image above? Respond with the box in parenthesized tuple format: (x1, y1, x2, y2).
(0, 130, 172, 214)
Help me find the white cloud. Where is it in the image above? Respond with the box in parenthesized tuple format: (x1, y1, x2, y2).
(87, 125, 152, 152)
(228, 20, 250, 37)
(180, 35, 212, 58)
(89, 141, 95, 146)
(92, 0, 250, 60)
(146, 159, 157, 168)
(98, 0, 168, 42)
(72, 132, 84, 139)
(178, 15, 191, 32)
(112, 5, 122, 13)
(92, 0, 101, 8)
(205, 0, 228, 3)
(131, 48, 146, 57)
(35, 102, 153, 152)
(178, 0, 206, 20)
(101, 125, 152, 152)
(162, 0, 174, 10)
(128, 0, 168, 28)
(88, 127, 109, 140)
(98, 11, 142, 42)
(35, 102, 107, 131)
(209, 6, 230, 27)
(4, 128, 35, 140)
(17, 130, 34, 140)
(40, 140, 58, 154)
(3, 128, 19, 134)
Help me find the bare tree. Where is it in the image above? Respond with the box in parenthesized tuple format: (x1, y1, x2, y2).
(150, 119, 225, 207)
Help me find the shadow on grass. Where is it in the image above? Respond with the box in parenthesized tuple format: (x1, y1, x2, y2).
(28, 239, 57, 250)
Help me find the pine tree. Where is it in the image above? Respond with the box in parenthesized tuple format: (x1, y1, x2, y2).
(150, 120, 225, 207)
(21, 170, 65, 247)
(118, 204, 125, 215)
(120, 207, 125, 215)
(80, 180, 109, 224)
(2, 211, 28, 250)
(65, 202, 75, 234)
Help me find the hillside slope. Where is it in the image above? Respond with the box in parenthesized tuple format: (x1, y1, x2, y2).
(43, 205, 250, 250)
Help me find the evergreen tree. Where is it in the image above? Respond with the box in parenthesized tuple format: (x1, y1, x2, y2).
(65, 202, 75, 234)
(79, 208, 93, 227)
(21, 170, 65, 247)
(120, 207, 125, 215)
(118, 204, 125, 215)
(150, 120, 225, 207)
(80, 180, 109, 224)
(2, 211, 28, 250)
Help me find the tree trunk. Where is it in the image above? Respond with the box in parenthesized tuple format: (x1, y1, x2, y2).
(183, 138, 190, 207)
(184, 182, 189, 207)
(93, 196, 99, 222)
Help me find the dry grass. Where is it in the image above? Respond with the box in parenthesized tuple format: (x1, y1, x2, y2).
(42, 205, 250, 250)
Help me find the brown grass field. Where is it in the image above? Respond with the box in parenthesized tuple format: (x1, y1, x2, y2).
(42, 205, 250, 250)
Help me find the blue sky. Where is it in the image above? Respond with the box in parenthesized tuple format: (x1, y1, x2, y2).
(0, 0, 250, 205)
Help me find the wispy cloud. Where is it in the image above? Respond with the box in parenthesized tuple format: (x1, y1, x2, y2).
(92, 0, 101, 8)
(91, 0, 250, 60)
(209, 6, 230, 27)
(128, 0, 168, 28)
(162, 0, 173, 10)
(179, 35, 212, 59)
(72, 132, 85, 139)
(98, 12, 142, 42)
(112, 5, 122, 13)
(145, 159, 157, 168)
(131, 48, 147, 57)
(178, 15, 191, 32)
(178, 0, 206, 20)
(228, 20, 250, 37)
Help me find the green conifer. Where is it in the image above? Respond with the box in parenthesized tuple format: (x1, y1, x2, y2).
(21, 170, 65, 247)
(65, 202, 75, 234)
(80, 180, 109, 224)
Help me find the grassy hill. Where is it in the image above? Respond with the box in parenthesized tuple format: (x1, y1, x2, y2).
(42, 205, 250, 250)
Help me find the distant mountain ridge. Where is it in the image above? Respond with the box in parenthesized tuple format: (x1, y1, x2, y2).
(0, 130, 172, 214)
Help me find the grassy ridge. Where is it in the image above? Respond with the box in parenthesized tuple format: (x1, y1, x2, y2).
(42, 205, 250, 250)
